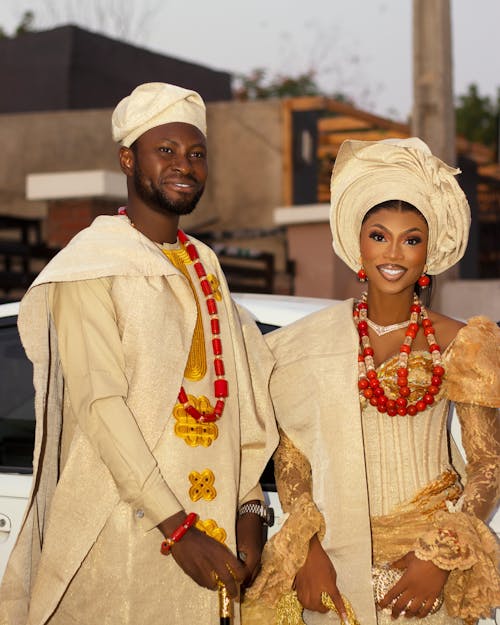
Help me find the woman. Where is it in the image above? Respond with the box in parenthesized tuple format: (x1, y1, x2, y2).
(244, 138, 500, 625)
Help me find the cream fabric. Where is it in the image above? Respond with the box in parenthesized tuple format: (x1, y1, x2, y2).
(330, 138, 471, 275)
(112, 82, 207, 146)
(0, 215, 278, 625)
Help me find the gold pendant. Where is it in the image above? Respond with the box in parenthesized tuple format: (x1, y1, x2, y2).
(173, 397, 219, 447)
(189, 469, 217, 501)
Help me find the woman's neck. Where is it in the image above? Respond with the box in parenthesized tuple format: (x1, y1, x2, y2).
(365, 288, 416, 325)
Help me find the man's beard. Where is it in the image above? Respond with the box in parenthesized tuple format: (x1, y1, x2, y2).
(133, 165, 204, 217)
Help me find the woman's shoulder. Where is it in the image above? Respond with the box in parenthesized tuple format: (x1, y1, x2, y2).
(427, 310, 465, 352)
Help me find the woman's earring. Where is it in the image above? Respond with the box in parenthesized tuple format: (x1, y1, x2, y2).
(357, 267, 367, 282)
(418, 266, 430, 288)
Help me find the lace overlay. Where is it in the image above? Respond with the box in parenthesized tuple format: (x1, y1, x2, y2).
(244, 430, 325, 607)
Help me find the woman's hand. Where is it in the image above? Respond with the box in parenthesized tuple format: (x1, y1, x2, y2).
(378, 551, 449, 619)
(294, 534, 347, 620)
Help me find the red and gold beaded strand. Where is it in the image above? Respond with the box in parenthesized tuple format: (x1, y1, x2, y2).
(354, 293, 444, 417)
(117, 207, 228, 423)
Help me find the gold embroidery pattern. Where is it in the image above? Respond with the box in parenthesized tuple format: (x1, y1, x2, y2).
(207, 274, 222, 301)
(162, 247, 206, 381)
(189, 469, 217, 501)
(196, 518, 227, 544)
(173, 397, 219, 447)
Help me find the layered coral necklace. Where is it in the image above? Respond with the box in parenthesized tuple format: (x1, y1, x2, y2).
(118, 207, 228, 423)
(354, 292, 445, 417)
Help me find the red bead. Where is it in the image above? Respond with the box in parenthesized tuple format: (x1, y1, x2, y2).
(431, 375, 442, 386)
(428, 385, 439, 395)
(377, 403, 387, 413)
(400, 344, 411, 354)
(418, 274, 430, 287)
(178, 388, 188, 404)
(201, 413, 217, 423)
(186, 244, 199, 261)
(357, 268, 367, 282)
(374, 387, 385, 397)
(423, 393, 434, 405)
(416, 400, 427, 412)
(370, 396, 378, 406)
(214, 379, 228, 398)
(377, 395, 388, 406)
(397, 367, 408, 378)
(410, 304, 421, 313)
(212, 338, 222, 355)
(363, 388, 373, 399)
(363, 347, 374, 357)
(358, 321, 368, 331)
(397, 376, 408, 387)
(405, 329, 417, 339)
(429, 343, 440, 352)
(399, 386, 411, 397)
(177, 230, 188, 244)
(369, 378, 380, 389)
(396, 397, 407, 408)
(214, 400, 225, 416)
(206, 298, 217, 315)
(407, 404, 418, 416)
(358, 354, 365, 362)
(357, 302, 368, 310)
(387, 407, 398, 416)
(422, 318, 432, 328)
(214, 358, 225, 376)
(367, 369, 377, 379)
(397, 407, 408, 416)
(387, 399, 397, 411)
(358, 378, 369, 390)
(186, 405, 201, 420)
(433, 365, 445, 377)
(211, 318, 220, 334)
(201, 279, 212, 296)
(424, 327, 434, 336)
(408, 323, 419, 334)
(194, 262, 206, 278)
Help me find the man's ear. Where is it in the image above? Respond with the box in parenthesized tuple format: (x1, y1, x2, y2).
(119, 146, 134, 176)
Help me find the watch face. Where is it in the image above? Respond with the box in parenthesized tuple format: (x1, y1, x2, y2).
(266, 506, 275, 527)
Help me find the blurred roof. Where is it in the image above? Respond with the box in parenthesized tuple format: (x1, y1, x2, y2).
(0, 25, 232, 114)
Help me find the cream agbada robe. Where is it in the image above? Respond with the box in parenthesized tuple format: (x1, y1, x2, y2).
(0, 214, 278, 625)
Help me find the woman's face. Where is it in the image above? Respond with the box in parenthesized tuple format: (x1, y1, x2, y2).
(359, 208, 429, 296)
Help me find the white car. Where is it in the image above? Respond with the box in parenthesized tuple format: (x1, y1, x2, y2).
(0, 295, 499, 625)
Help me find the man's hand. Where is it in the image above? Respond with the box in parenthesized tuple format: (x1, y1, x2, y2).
(236, 507, 265, 587)
(158, 512, 246, 598)
(294, 534, 347, 620)
(378, 551, 449, 619)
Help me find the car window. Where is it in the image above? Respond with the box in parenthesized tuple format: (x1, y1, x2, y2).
(0, 316, 35, 473)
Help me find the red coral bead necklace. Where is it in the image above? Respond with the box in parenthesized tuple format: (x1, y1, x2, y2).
(354, 292, 444, 417)
(118, 207, 228, 423)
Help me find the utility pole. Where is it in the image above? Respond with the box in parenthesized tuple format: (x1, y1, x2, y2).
(412, 0, 455, 165)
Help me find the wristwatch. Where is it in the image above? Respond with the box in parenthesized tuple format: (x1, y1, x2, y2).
(238, 501, 274, 527)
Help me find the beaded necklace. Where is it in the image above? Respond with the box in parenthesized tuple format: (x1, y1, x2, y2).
(354, 292, 444, 416)
(117, 208, 228, 423)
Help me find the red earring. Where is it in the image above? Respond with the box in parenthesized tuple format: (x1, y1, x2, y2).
(418, 272, 430, 288)
(357, 267, 367, 282)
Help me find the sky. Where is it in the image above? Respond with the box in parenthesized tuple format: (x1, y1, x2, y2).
(0, 0, 498, 122)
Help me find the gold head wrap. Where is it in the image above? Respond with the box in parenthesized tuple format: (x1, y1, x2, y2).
(329, 137, 471, 275)
(111, 82, 207, 147)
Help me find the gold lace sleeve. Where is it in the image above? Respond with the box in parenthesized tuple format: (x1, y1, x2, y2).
(443, 316, 500, 407)
(244, 429, 325, 606)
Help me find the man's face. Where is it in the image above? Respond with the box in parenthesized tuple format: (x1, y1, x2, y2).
(130, 122, 208, 216)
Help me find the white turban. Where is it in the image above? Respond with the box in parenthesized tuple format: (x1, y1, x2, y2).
(330, 137, 471, 275)
(111, 82, 207, 147)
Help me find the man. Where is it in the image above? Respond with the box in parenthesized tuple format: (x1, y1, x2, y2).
(0, 82, 278, 625)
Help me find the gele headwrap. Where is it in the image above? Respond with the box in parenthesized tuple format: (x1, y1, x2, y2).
(330, 137, 471, 275)
(111, 82, 207, 147)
